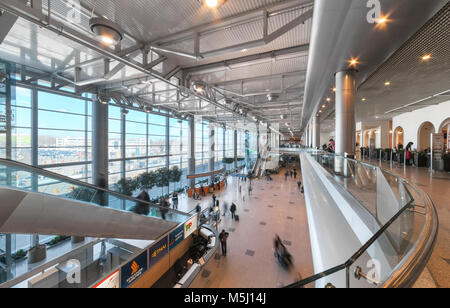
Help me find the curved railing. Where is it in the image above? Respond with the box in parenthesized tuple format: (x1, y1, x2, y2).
(283, 148, 438, 288)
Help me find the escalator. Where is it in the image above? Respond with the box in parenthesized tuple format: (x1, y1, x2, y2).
(0, 159, 193, 241)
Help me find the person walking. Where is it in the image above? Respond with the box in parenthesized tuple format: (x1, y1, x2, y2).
(222, 202, 229, 216)
(248, 185, 253, 196)
(219, 230, 230, 256)
(230, 202, 237, 220)
(293, 170, 297, 179)
(285, 170, 289, 181)
(212, 193, 216, 206)
(172, 191, 179, 210)
(297, 181, 302, 190)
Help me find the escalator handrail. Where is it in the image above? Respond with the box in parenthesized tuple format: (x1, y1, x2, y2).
(0, 158, 190, 216)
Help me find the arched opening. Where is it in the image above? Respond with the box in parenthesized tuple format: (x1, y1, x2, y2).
(417, 122, 435, 151)
(439, 118, 450, 152)
(394, 126, 404, 149)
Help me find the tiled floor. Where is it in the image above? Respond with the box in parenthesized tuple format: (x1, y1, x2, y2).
(187, 165, 314, 288)
(362, 158, 450, 288)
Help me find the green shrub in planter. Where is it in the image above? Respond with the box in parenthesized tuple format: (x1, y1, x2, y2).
(12, 249, 27, 261)
(114, 178, 139, 196)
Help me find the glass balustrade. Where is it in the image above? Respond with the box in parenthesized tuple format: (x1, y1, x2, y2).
(281, 148, 438, 288)
(0, 159, 191, 224)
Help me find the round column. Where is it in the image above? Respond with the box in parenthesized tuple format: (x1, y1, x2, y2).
(335, 70, 357, 157)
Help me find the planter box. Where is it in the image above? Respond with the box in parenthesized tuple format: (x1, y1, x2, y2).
(414, 154, 428, 167)
(444, 156, 450, 172)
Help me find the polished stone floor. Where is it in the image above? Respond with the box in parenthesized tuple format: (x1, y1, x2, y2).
(181, 165, 314, 288)
(173, 157, 449, 288)
(361, 158, 450, 288)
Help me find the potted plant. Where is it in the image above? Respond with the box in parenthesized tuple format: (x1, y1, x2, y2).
(169, 166, 182, 193)
(114, 178, 139, 196)
(28, 235, 46, 264)
(222, 157, 234, 170)
(155, 168, 170, 197)
(137, 171, 157, 191)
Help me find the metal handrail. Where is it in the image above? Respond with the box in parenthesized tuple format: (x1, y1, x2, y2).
(0, 158, 190, 216)
(284, 149, 439, 288)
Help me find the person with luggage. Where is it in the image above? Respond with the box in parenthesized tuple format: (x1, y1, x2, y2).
(230, 202, 237, 220)
(219, 230, 230, 256)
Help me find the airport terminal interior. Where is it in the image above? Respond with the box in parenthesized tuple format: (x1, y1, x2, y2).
(0, 0, 448, 289)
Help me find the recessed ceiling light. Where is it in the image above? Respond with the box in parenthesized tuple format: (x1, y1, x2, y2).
(362, 98, 367, 102)
(322, 105, 326, 108)
(384, 81, 391, 86)
(332, 87, 336, 92)
(348, 57, 359, 67)
(241, 49, 248, 52)
(422, 54, 432, 61)
(326, 97, 331, 102)
(204, 0, 227, 8)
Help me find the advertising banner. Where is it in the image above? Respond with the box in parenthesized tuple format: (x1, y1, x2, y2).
(432, 133, 444, 161)
(121, 251, 148, 288)
(184, 215, 198, 239)
(149, 236, 168, 267)
(169, 225, 184, 251)
(93, 270, 119, 288)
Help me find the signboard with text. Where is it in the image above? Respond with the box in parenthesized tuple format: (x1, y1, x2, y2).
(149, 237, 168, 267)
(120, 251, 148, 288)
(432, 133, 444, 161)
(93, 270, 120, 288)
(169, 225, 185, 251)
(184, 215, 198, 239)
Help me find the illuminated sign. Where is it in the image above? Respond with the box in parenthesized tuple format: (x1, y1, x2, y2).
(121, 251, 148, 288)
(169, 225, 184, 251)
(149, 237, 168, 267)
(184, 215, 198, 239)
(93, 270, 119, 289)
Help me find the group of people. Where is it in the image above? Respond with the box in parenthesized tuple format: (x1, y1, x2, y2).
(284, 168, 298, 181)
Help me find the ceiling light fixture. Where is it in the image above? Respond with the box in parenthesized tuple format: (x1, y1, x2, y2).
(326, 97, 331, 102)
(203, 0, 227, 9)
(422, 54, 432, 61)
(362, 98, 367, 102)
(192, 80, 207, 94)
(89, 17, 124, 47)
(384, 81, 391, 86)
